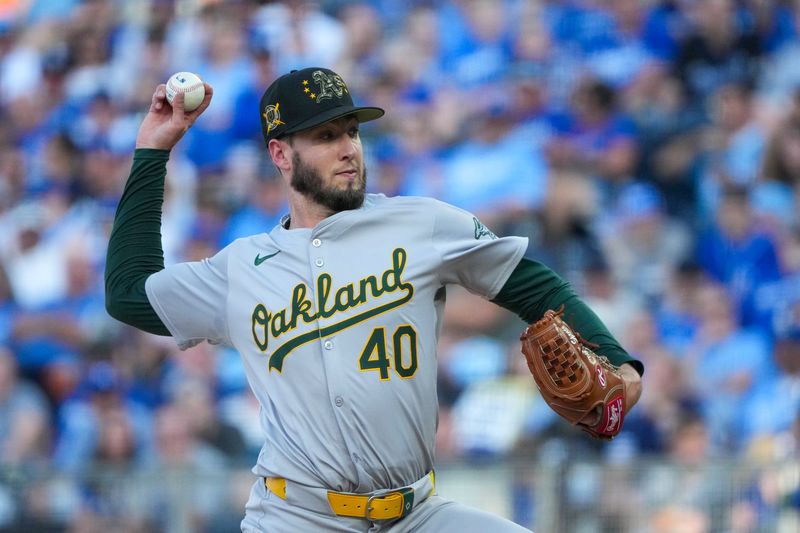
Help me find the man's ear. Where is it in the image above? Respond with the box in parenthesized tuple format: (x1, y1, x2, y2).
(268, 139, 292, 172)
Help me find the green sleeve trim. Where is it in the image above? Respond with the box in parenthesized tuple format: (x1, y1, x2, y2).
(104, 148, 171, 336)
(491, 257, 644, 375)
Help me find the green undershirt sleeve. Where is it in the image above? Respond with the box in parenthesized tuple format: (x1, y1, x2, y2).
(491, 257, 644, 375)
(104, 148, 171, 336)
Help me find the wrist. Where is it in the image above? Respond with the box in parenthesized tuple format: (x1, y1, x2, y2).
(135, 140, 174, 150)
(620, 364, 643, 409)
(134, 148, 171, 159)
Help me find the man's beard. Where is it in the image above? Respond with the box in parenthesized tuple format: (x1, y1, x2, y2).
(291, 152, 366, 212)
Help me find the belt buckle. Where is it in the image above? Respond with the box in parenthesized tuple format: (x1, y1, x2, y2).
(365, 487, 414, 521)
(365, 493, 381, 521)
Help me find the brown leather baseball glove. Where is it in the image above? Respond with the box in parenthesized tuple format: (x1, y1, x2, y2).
(520, 309, 626, 439)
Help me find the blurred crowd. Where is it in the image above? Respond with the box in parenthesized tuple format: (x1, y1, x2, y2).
(0, 0, 799, 530)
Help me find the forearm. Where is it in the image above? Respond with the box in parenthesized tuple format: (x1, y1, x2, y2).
(491, 257, 644, 375)
(104, 149, 171, 335)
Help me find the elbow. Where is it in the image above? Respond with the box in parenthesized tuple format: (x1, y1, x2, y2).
(104, 270, 143, 324)
(104, 270, 119, 321)
(103, 279, 171, 337)
(104, 289, 123, 324)
(103, 275, 134, 325)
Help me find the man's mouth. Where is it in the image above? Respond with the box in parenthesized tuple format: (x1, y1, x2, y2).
(335, 168, 359, 179)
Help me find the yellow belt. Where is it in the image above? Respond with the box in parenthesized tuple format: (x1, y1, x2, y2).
(265, 471, 435, 521)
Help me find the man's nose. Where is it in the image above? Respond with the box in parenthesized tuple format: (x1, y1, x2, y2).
(338, 134, 357, 159)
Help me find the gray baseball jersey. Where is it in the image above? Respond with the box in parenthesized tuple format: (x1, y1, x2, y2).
(145, 193, 526, 492)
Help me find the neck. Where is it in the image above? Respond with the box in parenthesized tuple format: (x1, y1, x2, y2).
(286, 188, 334, 229)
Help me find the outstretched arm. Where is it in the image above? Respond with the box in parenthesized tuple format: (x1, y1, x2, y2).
(492, 257, 643, 411)
(104, 84, 213, 334)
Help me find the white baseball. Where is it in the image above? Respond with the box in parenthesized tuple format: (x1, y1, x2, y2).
(165, 71, 205, 112)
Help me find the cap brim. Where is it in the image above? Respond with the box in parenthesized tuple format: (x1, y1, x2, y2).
(280, 106, 385, 137)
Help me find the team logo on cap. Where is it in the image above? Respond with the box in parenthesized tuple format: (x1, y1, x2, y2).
(263, 103, 285, 135)
(303, 70, 348, 103)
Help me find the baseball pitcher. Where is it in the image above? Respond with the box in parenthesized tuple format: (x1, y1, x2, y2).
(105, 67, 643, 532)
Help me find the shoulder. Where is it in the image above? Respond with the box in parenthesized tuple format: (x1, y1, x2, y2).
(362, 193, 460, 221)
(365, 193, 440, 209)
(365, 193, 465, 214)
(369, 195, 502, 241)
(362, 194, 501, 240)
(219, 232, 278, 254)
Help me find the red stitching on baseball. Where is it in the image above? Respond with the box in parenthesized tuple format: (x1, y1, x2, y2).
(168, 79, 203, 93)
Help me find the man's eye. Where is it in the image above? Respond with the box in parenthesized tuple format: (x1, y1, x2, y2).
(349, 128, 360, 138)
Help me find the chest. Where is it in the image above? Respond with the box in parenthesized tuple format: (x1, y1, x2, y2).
(227, 232, 440, 372)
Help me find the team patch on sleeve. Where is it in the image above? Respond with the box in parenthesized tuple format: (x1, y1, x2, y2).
(473, 217, 497, 240)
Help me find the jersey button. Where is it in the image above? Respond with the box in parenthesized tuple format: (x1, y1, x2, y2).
(315, 258, 324, 267)
(324, 340, 334, 350)
(312, 238, 322, 247)
(334, 396, 344, 407)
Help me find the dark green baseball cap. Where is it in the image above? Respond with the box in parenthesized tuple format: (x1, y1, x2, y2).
(259, 67, 385, 144)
